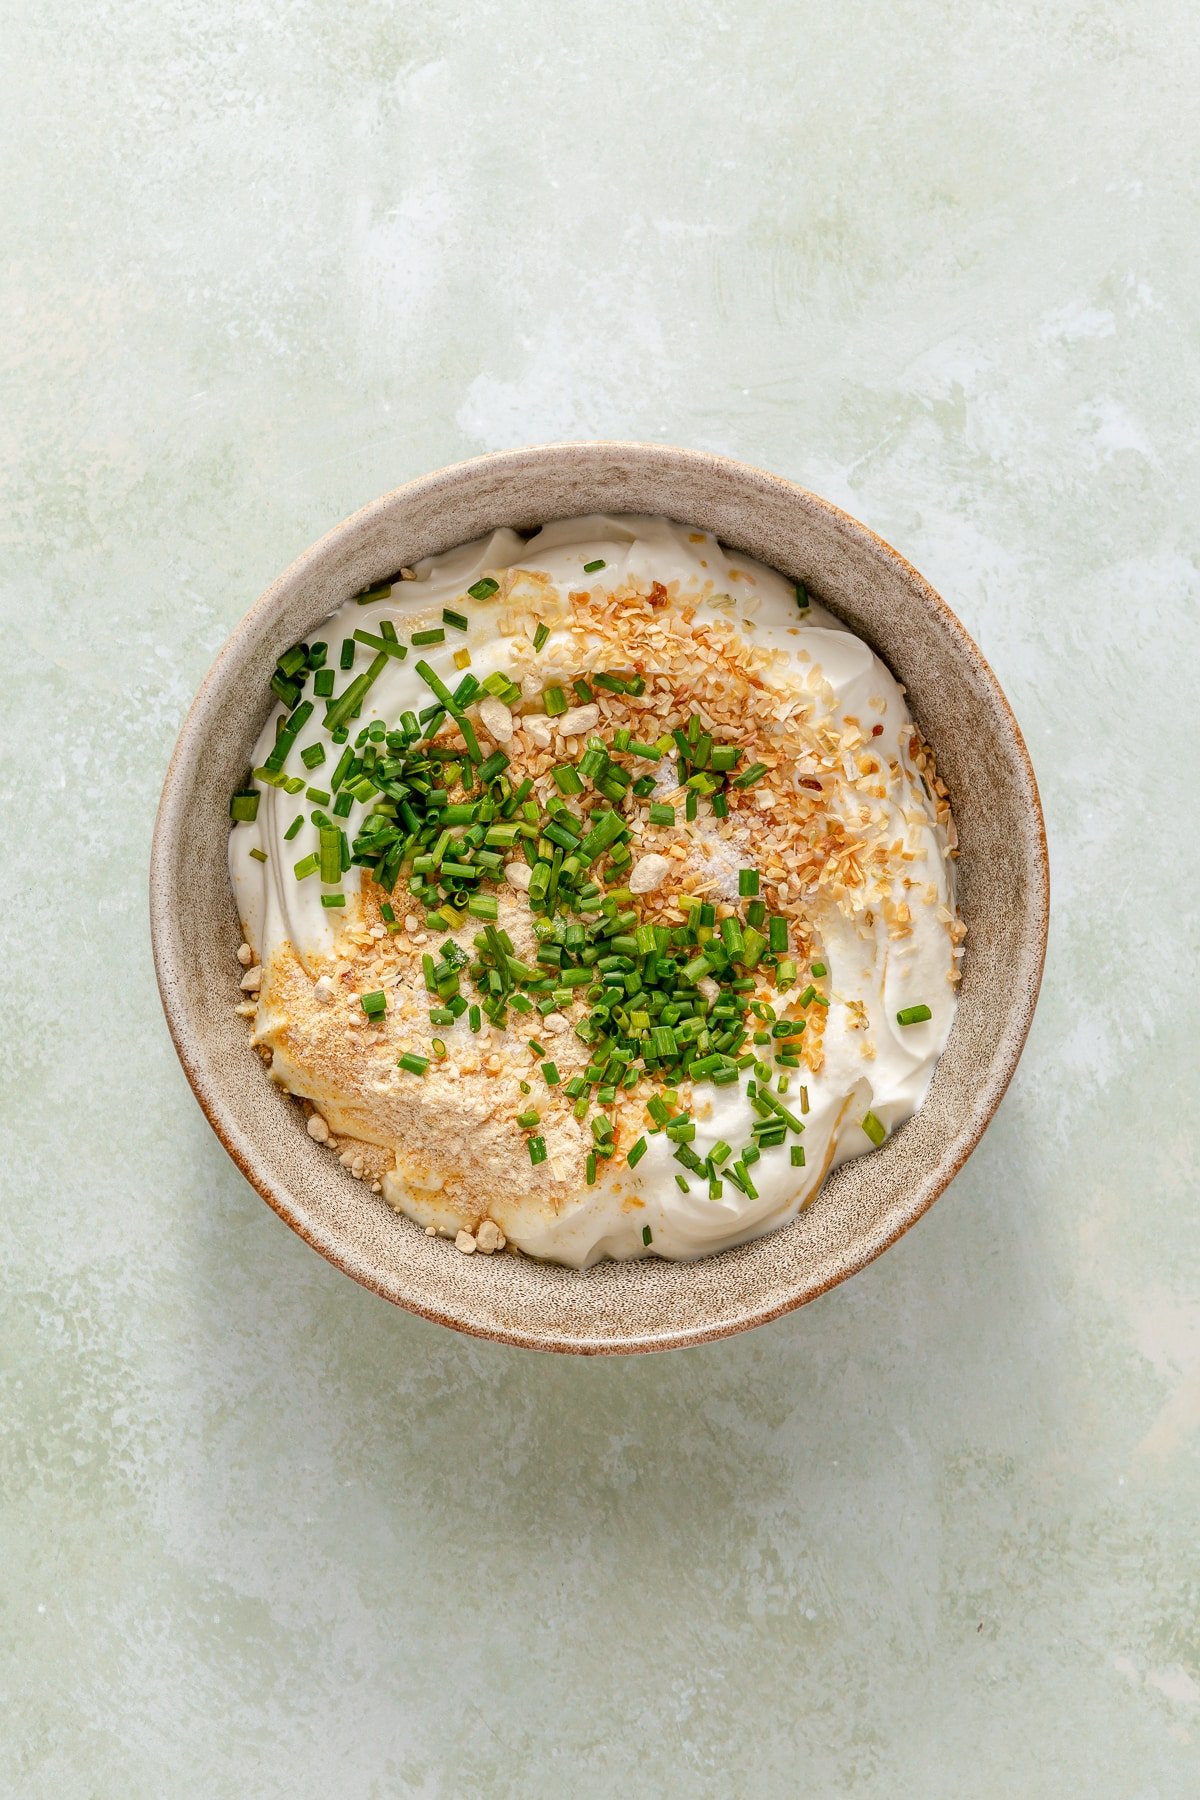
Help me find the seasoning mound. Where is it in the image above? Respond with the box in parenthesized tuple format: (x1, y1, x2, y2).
(229, 515, 962, 1267)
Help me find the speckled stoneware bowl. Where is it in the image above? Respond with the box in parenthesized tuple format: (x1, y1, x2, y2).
(151, 443, 1048, 1354)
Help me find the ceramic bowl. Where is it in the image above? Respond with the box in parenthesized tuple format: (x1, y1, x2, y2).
(150, 443, 1048, 1354)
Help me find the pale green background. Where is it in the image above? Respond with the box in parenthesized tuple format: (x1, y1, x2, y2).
(3, 2, 1198, 1795)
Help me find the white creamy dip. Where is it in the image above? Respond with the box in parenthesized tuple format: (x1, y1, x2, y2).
(230, 515, 962, 1266)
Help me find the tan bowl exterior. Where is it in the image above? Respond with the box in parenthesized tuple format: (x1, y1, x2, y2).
(150, 443, 1048, 1354)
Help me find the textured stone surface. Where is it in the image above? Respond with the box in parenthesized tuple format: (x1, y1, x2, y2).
(3, 2, 1198, 1795)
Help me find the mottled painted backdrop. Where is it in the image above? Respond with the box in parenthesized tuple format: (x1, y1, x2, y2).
(3, 2, 1198, 1795)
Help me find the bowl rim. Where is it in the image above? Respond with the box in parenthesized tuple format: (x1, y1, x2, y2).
(150, 441, 1049, 1354)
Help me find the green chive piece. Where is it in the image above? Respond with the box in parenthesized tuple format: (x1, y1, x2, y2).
(641, 1224, 653, 1247)
(230, 792, 260, 822)
(541, 1062, 560, 1085)
(320, 892, 344, 906)
(543, 685, 568, 716)
(293, 852, 319, 880)
(284, 814, 303, 841)
(896, 1004, 932, 1026)
(738, 868, 759, 896)
(516, 1109, 540, 1129)
(795, 581, 809, 609)
(528, 1136, 548, 1167)
(862, 1110, 887, 1147)
(443, 609, 469, 631)
(811, 961, 827, 977)
(353, 628, 407, 661)
(586, 1152, 597, 1185)
(532, 622, 550, 653)
(398, 1052, 429, 1075)
(583, 558, 606, 573)
(411, 628, 445, 646)
(300, 742, 326, 770)
(791, 1144, 806, 1166)
(648, 803, 675, 827)
(248, 847, 268, 863)
(319, 827, 341, 885)
(627, 1136, 648, 1168)
(467, 577, 499, 600)
(355, 581, 392, 604)
(467, 894, 498, 921)
(732, 761, 768, 789)
(360, 990, 387, 1018)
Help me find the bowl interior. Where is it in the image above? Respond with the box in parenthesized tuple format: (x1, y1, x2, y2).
(151, 444, 1047, 1353)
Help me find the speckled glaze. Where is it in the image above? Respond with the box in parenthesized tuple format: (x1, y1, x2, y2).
(150, 444, 1048, 1353)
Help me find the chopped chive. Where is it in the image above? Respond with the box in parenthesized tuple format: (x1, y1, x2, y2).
(248, 847, 268, 863)
(862, 1110, 887, 1147)
(300, 742, 326, 770)
(641, 1224, 653, 1247)
(794, 581, 809, 609)
(648, 803, 675, 827)
(532, 622, 550, 653)
(284, 814, 304, 841)
(339, 639, 356, 669)
(731, 761, 768, 789)
(360, 990, 387, 1018)
(516, 1109, 540, 1129)
(586, 1152, 597, 1185)
(320, 892, 344, 906)
(551, 764, 584, 795)
(627, 1135, 648, 1168)
(313, 668, 335, 697)
(790, 1144, 806, 1166)
(467, 577, 499, 600)
(811, 961, 827, 977)
(431, 1038, 447, 1058)
(543, 685, 568, 716)
(896, 1004, 932, 1026)
(355, 581, 392, 604)
(353, 628, 407, 661)
(477, 750, 510, 783)
(573, 678, 594, 703)
(293, 852, 319, 880)
(541, 1062, 560, 1085)
(768, 915, 789, 953)
(528, 1136, 548, 1167)
(468, 1005, 481, 1032)
(738, 869, 759, 897)
(443, 608, 469, 631)
(398, 1052, 429, 1075)
(583, 558, 606, 573)
(411, 627, 445, 646)
(230, 792, 260, 823)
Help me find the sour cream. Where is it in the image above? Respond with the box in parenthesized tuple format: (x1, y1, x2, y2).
(230, 516, 961, 1266)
